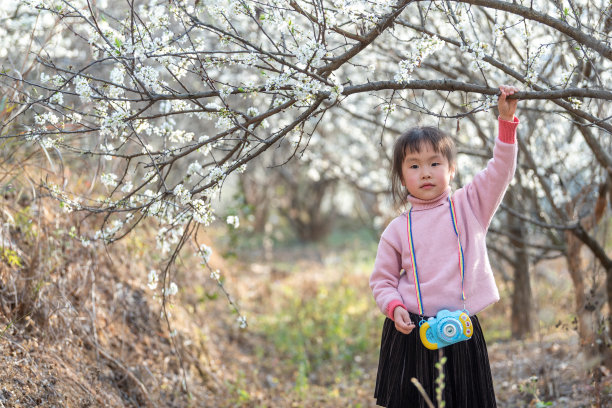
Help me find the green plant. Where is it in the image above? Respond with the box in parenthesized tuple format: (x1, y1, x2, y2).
(518, 376, 552, 407)
(435, 353, 447, 407)
(411, 350, 447, 408)
(1, 248, 22, 268)
(258, 274, 381, 391)
(225, 370, 252, 405)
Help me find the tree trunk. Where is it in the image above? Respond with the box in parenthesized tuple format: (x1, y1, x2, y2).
(564, 232, 609, 367)
(239, 172, 272, 234)
(564, 181, 612, 369)
(506, 190, 534, 338)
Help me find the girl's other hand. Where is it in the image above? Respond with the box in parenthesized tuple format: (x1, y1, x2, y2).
(498, 84, 519, 121)
(393, 307, 416, 335)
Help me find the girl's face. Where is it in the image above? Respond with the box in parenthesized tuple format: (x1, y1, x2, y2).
(401, 143, 455, 201)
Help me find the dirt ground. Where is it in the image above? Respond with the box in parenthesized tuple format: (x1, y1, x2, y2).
(1, 258, 611, 408)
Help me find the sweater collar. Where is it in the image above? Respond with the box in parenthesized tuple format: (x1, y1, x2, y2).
(407, 187, 451, 211)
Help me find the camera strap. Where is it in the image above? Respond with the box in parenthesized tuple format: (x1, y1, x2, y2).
(407, 196, 466, 317)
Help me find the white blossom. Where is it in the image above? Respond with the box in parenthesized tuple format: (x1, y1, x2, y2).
(394, 35, 444, 84)
(101, 173, 118, 187)
(147, 270, 159, 290)
(173, 183, 192, 206)
(226, 215, 240, 228)
(168, 282, 178, 296)
(74, 75, 92, 102)
(134, 65, 163, 92)
(200, 244, 213, 263)
(192, 199, 215, 225)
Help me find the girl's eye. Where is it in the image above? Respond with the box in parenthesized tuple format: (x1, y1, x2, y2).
(432, 162, 440, 167)
(410, 164, 419, 169)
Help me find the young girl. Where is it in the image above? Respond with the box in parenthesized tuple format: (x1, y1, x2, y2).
(370, 85, 519, 407)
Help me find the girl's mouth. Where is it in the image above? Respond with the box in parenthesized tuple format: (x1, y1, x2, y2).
(421, 184, 434, 189)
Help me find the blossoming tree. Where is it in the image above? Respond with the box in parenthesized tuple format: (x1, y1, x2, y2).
(1, 0, 610, 364)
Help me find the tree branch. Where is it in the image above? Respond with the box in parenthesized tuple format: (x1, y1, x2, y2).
(342, 80, 612, 100)
(439, 0, 612, 60)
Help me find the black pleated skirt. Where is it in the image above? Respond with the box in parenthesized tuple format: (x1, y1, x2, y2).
(374, 312, 497, 408)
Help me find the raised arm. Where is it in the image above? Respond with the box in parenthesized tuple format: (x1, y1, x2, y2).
(459, 85, 520, 229)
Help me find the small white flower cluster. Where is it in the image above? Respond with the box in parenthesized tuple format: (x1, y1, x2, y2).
(215, 114, 235, 131)
(394, 35, 444, 84)
(520, 23, 532, 44)
(210, 269, 221, 282)
(558, 69, 573, 86)
(34, 112, 59, 126)
(148, 269, 159, 290)
(93, 218, 126, 242)
(101, 143, 114, 161)
(200, 244, 213, 263)
(49, 92, 63, 105)
(39, 136, 61, 149)
(121, 180, 133, 193)
(332, 0, 393, 28)
(192, 199, 215, 225)
(146, 4, 169, 28)
(74, 75, 93, 102)
(207, 166, 225, 184)
(172, 183, 192, 206)
(567, 97, 582, 109)
(169, 129, 194, 144)
(134, 65, 163, 93)
(163, 282, 178, 296)
(47, 183, 82, 213)
(143, 170, 160, 184)
(186, 160, 203, 178)
(494, 23, 505, 40)
(219, 86, 232, 99)
(293, 39, 327, 69)
(481, 95, 497, 113)
(382, 103, 396, 114)
(40, 73, 65, 87)
(110, 65, 125, 85)
(460, 41, 490, 72)
(226, 215, 240, 229)
(292, 72, 324, 104)
(524, 51, 544, 86)
(101, 173, 118, 187)
(237, 315, 248, 329)
(328, 74, 344, 102)
(98, 101, 130, 140)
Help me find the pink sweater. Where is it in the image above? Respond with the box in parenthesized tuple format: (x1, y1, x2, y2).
(370, 117, 519, 319)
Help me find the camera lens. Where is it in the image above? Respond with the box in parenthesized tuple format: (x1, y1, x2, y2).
(443, 324, 457, 337)
(438, 318, 461, 342)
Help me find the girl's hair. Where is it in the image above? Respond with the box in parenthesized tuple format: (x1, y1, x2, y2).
(390, 126, 457, 207)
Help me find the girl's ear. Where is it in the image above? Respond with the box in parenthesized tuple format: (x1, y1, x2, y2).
(449, 165, 456, 181)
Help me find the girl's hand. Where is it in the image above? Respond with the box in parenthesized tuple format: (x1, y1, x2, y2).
(498, 85, 519, 121)
(393, 307, 416, 335)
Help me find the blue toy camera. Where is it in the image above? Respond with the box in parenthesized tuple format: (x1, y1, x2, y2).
(419, 309, 473, 350)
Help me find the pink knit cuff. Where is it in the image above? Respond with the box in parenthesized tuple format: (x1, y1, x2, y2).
(386, 300, 407, 320)
(498, 116, 519, 144)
